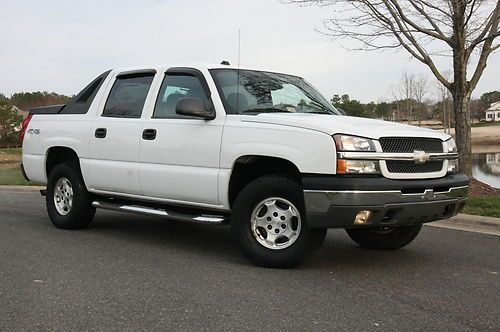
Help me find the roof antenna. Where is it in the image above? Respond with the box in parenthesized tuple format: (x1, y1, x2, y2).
(237, 29, 241, 69)
(220, 60, 230, 65)
(236, 29, 241, 114)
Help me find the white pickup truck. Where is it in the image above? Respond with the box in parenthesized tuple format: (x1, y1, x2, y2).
(21, 63, 468, 267)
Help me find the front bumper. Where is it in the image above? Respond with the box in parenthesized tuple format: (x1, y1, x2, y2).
(303, 174, 469, 229)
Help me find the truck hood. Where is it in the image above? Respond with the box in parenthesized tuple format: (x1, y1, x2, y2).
(241, 113, 451, 140)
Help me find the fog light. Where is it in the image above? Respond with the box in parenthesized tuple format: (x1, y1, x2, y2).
(354, 210, 372, 225)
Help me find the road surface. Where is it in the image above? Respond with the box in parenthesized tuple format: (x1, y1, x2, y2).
(1, 188, 499, 331)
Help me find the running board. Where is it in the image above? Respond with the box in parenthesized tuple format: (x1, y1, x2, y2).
(92, 201, 227, 224)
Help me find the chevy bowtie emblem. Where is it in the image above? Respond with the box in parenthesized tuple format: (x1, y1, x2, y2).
(413, 150, 429, 164)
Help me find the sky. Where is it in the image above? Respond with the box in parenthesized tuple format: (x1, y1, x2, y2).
(0, 0, 499, 103)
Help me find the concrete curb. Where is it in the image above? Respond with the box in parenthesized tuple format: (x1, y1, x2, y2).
(452, 213, 500, 229)
(0, 185, 45, 190)
(426, 214, 500, 236)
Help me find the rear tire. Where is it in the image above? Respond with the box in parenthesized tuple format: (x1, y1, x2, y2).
(346, 224, 422, 250)
(231, 175, 321, 268)
(46, 163, 95, 229)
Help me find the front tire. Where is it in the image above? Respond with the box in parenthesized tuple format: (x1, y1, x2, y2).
(231, 175, 322, 268)
(46, 163, 95, 229)
(346, 224, 422, 250)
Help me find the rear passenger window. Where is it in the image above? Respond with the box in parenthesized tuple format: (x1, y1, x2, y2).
(153, 74, 209, 118)
(102, 74, 154, 118)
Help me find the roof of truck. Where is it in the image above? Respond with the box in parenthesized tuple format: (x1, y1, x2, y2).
(109, 63, 302, 78)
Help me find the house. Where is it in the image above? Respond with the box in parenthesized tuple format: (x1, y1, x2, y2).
(485, 101, 500, 122)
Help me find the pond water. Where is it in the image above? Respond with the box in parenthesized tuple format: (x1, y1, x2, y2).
(472, 152, 500, 189)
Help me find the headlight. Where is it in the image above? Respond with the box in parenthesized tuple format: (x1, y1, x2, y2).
(445, 138, 457, 153)
(337, 160, 380, 175)
(334, 135, 379, 174)
(334, 134, 376, 151)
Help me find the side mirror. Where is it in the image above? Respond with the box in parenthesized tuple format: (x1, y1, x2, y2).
(175, 97, 215, 120)
(336, 107, 347, 116)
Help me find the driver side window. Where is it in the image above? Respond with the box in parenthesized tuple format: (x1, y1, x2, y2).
(153, 74, 209, 119)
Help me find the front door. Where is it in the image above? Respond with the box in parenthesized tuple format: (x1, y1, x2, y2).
(139, 69, 224, 206)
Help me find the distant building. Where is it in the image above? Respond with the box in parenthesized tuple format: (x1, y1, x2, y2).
(485, 101, 500, 122)
(486, 153, 500, 175)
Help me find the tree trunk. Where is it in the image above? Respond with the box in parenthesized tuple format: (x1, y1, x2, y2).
(450, 2, 472, 177)
(452, 91, 472, 177)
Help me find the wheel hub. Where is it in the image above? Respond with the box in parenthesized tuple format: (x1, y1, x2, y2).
(250, 197, 302, 250)
(54, 177, 73, 216)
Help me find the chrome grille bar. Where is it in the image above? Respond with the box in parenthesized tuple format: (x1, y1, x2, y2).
(337, 151, 458, 161)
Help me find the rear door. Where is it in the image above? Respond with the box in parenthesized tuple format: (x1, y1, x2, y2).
(85, 70, 156, 195)
(139, 68, 224, 206)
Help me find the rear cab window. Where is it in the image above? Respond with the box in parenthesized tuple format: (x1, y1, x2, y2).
(102, 72, 155, 118)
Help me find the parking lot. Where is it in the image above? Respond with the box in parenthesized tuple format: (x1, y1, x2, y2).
(1, 188, 499, 331)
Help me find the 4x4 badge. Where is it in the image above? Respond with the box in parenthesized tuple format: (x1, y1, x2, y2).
(413, 150, 429, 164)
(27, 129, 40, 135)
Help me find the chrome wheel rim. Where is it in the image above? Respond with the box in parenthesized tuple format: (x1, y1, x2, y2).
(250, 197, 302, 250)
(54, 177, 73, 216)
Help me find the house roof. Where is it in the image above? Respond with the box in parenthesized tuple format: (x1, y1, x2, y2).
(487, 101, 500, 111)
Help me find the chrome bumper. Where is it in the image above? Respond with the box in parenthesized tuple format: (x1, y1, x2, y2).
(304, 185, 468, 214)
(303, 184, 468, 229)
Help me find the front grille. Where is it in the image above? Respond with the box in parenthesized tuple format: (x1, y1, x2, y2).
(379, 137, 443, 153)
(386, 160, 443, 173)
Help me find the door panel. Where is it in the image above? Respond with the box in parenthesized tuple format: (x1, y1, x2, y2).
(139, 120, 223, 204)
(86, 119, 142, 194)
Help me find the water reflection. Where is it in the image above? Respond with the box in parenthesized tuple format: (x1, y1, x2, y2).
(472, 152, 500, 189)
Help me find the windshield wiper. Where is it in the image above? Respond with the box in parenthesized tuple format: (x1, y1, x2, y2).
(241, 107, 293, 114)
(305, 100, 335, 114)
(304, 110, 333, 115)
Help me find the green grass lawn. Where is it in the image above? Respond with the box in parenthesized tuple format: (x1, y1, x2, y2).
(463, 197, 500, 218)
(0, 166, 35, 185)
(0, 147, 22, 156)
(0, 148, 42, 185)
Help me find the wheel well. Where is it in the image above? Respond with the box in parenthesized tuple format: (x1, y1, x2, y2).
(45, 147, 80, 178)
(228, 155, 301, 207)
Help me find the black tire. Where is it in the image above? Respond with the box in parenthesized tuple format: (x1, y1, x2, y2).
(46, 163, 95, 229)
(231, 175, 322, 268)
(310, 228, 327, 250)
(345, 224, 422, 250)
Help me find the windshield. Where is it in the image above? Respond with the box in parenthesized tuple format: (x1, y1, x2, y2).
(210, 69, 340, 115)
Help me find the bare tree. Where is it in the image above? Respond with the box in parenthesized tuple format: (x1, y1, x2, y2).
(413, 73, 428, 126)
(436, 78, 453, 133)
(286, 0, 500, 175)
(389, 85, 403, 121)
(401, 71, 415, 124)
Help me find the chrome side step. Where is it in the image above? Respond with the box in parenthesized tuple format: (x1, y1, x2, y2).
(92, 201, 227, 224)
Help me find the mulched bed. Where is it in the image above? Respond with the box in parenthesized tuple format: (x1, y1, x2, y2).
(469, 178, 500, 198)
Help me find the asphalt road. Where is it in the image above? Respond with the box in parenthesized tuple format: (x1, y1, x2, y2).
(1, 188, 499, 331)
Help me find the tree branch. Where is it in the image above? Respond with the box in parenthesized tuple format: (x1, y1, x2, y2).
(388, 0, 451, 43)
(469, 2, 500, 91)
(379, 0, 451, 89)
